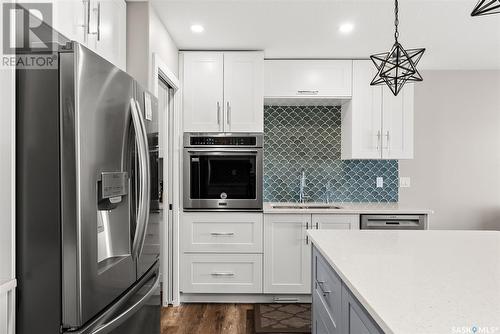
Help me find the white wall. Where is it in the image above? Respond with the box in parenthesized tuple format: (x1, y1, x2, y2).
(399, 71, 500, 230)
(126, 2, 149, 88)
(149, 5, 178, 78)
(127, 2, 179, 90)
(0, 66, 15, 280)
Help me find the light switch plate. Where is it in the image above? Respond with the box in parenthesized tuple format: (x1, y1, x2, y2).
(399, 177, 411, 188)
(376, 177, 384, 188)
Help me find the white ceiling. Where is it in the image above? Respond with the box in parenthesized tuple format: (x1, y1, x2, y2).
(151, 0, 500, 69)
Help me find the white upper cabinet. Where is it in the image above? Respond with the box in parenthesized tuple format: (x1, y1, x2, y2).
(341, 60, 382, 160)
(382, 85, 414, 159)
(51, 0, 127, 70)
(223, 52, 264, 132)
(51, 0, 87, 45)
(264, 60, 353, 99)
(182, 52, 225, 132)
(341, 60, 414, 160)
(182, 51, 264, 133)
(89, 0, 127, 70)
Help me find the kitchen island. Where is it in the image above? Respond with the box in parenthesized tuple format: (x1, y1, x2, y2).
(307, 230, 500, 334)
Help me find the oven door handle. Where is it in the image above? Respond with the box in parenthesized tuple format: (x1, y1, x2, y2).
(186, 150, 260, 155)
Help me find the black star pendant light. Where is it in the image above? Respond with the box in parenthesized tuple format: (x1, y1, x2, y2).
(370, 0, 425, 96)
(471, 0, 500, 16)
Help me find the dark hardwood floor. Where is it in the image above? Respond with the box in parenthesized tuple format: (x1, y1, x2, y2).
(161, 304, 255, 334)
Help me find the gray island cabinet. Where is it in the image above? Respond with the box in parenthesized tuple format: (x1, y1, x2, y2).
(312, 246, 384, 334)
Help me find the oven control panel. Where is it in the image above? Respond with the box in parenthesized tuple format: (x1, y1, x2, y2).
(189, 136, 259, 146)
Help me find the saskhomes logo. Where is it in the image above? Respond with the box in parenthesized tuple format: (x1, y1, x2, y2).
(1, 2, 57, 69)
(452, 326, 500, 334)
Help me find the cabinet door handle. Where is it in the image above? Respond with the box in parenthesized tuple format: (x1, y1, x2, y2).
(86, 0, 91, 35)
(97, 2, 101, 41)
(210, 232, 235, 236)
(89, 1, 101, 41)
(211, 272, 235, 277)
(318, 281, 332, 294)
(217, 102, 221, 125)
(385, 131, 390, 149)
(376, 130, 381, 151)
(305, 221, 309, 244)
(315, 222, 319, 229)
(226, 102, 231, 125)
(81, 0, 90, 42)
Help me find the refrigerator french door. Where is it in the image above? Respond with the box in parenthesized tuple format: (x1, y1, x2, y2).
(16, 42, 160, 334)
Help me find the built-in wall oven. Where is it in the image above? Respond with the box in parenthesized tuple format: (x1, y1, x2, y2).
(183, 133, 263, 211)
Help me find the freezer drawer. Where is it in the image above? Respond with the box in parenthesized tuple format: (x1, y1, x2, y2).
(360, 215, 427, 230)
(74, 261, 160, 334)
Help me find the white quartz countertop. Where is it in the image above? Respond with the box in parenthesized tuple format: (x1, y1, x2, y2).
(264, 202, 433, 214)
(307, 230, 500, 334)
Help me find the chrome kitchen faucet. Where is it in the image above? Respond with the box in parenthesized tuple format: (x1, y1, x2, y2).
(299, 170, 308, 203)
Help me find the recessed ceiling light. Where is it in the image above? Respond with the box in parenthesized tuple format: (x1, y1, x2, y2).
(339, 23, 355, 34)
(190, 24, 204, 33)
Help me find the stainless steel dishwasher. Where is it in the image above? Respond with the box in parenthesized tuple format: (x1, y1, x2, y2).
(360, 214, 427, 230)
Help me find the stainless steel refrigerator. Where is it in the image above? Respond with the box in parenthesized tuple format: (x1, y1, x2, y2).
(16, 42, 161, 334)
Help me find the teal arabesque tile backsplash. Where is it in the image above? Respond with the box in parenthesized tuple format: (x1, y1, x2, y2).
(263, 105, 399, 203)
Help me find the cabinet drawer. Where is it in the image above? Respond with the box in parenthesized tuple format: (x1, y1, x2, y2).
(313, 247, 342, 327)
(182, 253, 262, 293)
(182, 213, 263, 253)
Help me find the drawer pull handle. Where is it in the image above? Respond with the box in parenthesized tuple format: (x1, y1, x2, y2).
(273, 297, 299, 302)
(297, 90, 319, 95)
(210, 232, 235, 236)
(211, 272, 235, 277)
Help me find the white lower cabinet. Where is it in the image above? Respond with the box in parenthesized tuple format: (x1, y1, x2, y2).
(181, 253, 262, 294)
(314, 214, 359, 230)
(180, 212, 264, 294)
(264, 214, 312, 294)
(264, 214, 359, 294)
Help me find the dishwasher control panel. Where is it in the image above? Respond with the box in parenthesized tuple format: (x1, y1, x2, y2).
(360, 214, 427, 230)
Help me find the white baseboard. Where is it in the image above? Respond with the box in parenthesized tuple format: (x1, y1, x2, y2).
(179, 293, 312, 304)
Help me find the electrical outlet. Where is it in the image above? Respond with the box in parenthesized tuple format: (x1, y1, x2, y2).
(399, 177, 411, 188)
(376, 177, 384, 188)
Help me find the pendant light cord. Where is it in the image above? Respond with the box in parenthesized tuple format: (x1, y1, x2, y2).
(394, 0, 400, 42)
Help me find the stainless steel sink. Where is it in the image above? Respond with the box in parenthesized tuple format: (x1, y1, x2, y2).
(271, 204, 342, 210)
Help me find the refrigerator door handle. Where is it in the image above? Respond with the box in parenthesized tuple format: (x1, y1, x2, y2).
(130, 98, 151, 260)
(135, 98, 151, 260)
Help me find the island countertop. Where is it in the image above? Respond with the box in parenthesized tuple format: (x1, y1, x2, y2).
(307, 230, 500, 334)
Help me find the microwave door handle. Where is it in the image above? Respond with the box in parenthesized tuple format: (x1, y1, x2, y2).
(130, 98, 150, 260)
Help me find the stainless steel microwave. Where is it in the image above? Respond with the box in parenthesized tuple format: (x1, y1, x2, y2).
(183, 133, 263, 211)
